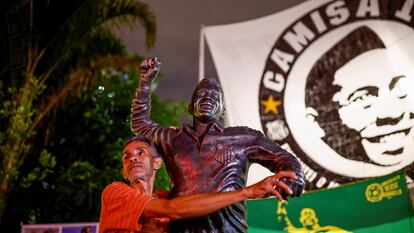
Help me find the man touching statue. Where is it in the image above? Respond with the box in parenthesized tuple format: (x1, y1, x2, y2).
(130, 57, 305, 232)
(99, 135, 298, 233)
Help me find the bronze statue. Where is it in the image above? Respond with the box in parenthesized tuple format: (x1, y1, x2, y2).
(131, 57, 305, 233)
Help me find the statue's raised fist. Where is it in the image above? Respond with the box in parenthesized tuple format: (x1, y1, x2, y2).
(140, 57, 161, 81)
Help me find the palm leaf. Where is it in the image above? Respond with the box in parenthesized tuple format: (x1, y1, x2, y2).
(31, 54, 139, 132)
(0, 0, 31, 87)
(38, 0, 156, 84)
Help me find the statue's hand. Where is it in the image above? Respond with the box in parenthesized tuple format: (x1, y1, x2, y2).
(245, 171, 298, 201)
(140, 57, 161, 82)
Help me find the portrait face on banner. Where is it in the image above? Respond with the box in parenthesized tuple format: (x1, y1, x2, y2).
(305, 26, 414, 173)
(333, 50, 414, 166)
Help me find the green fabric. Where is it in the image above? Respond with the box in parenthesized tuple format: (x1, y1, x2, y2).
(247, 171, 414, 232)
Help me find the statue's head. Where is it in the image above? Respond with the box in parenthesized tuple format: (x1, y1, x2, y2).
(189, 77, 225, 123)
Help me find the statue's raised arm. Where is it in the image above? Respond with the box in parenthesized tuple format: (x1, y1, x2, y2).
(130, 57, 172, 151)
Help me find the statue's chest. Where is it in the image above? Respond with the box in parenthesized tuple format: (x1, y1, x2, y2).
(170, 132, 245, 168)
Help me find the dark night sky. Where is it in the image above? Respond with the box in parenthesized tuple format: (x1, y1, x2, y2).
(117, 0, 306, 101)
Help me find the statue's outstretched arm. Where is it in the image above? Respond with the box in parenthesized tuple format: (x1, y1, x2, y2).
(247, 132, 305, 198)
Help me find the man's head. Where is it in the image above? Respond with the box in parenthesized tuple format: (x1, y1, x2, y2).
(305, 26, 414, 166)
(122, 136, 162, 183)
(189, 77, 225, 123)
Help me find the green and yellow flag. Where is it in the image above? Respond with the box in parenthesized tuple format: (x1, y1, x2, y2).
(247, 171, 414, 233)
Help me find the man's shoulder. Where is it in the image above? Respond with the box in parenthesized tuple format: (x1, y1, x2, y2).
(101, 182, 150, 203)
(103, 182, 130, 195)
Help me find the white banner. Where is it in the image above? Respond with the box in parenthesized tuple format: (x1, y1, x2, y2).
(204, 0, 414, 189)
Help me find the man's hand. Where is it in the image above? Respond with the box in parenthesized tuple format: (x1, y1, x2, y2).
(140, 57, 161, 82)
(244, 171, 298, 201)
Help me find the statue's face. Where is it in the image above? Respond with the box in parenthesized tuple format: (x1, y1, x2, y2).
(193, 87, 223, 123)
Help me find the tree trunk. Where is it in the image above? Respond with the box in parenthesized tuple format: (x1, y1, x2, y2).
(0, 175, 10, 227)
(0, 107, 27, 227)
(0, 137, 22, 227)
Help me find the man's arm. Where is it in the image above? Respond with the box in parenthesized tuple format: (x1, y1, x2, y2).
(143, 171, 297, 220)
(130, 57, 172, 148)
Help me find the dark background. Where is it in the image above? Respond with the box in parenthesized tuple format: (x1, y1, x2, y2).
(116, 0, 306, 101)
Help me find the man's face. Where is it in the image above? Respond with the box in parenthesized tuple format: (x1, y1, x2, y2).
(332, 49, 414, 166)
(122, 141, 158, 183)
(193, 87, 223, 123)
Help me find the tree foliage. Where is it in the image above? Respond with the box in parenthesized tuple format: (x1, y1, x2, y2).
(0, 0, 160, 229)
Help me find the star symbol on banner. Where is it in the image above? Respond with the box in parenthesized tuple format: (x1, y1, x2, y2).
(260, 95, 282, 114)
